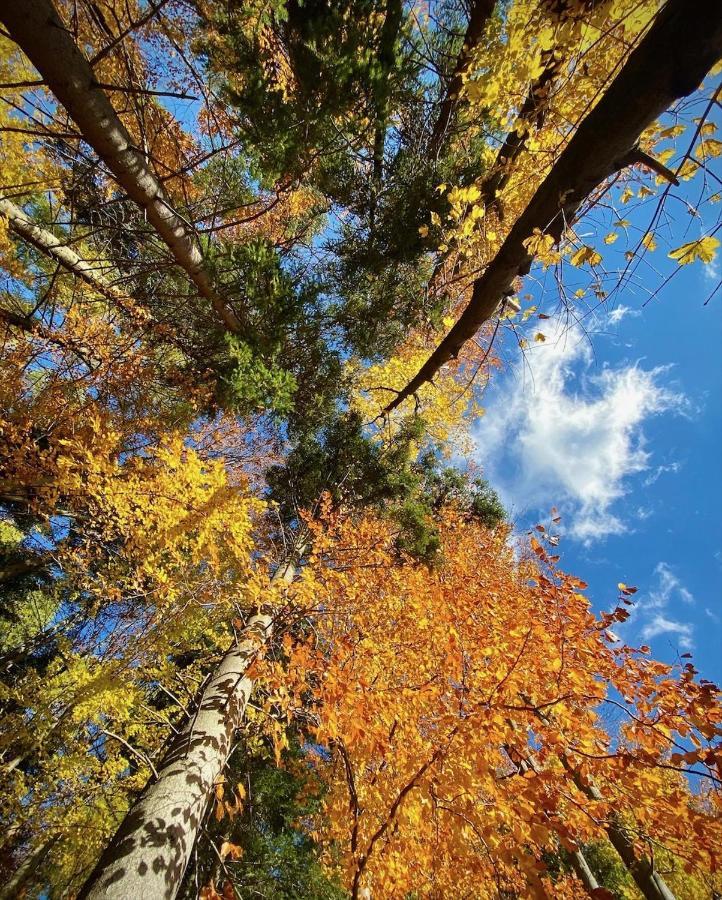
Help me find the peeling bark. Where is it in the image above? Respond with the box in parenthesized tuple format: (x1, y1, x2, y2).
(78, 554, 300, 900)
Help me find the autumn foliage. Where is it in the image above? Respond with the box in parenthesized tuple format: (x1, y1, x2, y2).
(1, 0, 721, 897)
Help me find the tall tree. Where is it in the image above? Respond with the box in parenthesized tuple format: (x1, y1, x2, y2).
(384, 0, 722, 412)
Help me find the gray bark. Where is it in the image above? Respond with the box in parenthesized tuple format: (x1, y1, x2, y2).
(505, 744, 600, 895)
(0, 836, 58, 900)
(385, 0, 722, 412)
(0, 198, 126, 305)
(565, 763, 676, 900)
(569, 849, 601, 895)
(78, 554, 300, 900)
(0, 0, 241, 334)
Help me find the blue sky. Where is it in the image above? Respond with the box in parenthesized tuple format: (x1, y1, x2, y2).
(471, 147, 722, 683)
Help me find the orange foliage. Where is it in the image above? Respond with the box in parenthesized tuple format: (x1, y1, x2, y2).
(261, 510, 722, 897)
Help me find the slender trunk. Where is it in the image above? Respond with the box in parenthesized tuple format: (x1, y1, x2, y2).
(1, 0, 241, 334)
(576, 777, 675, 900)
(0, 836, 58, 900)
(429, 0, 496, 155)
(569, 849, 600, 895)
(369, 0, 403, 234)
(0, 198, 127, 306)
(78, 551, 301, 900)
(505, 745, 600, 895)
(385, 0, 722, 413)
(479, 0, 607, 216)
(554, 734, 676, 899)
(604, 817, 676, 900)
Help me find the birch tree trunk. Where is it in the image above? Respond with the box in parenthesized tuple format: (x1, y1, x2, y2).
(0, 198, 127, 306)
(78, 553, 301, 900)
(0, 0, 241, 334)
(569, 849, 601, 895)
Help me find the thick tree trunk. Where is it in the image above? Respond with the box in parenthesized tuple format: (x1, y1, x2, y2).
(0, 0, 241, 334)
(0, 198, 127, 305)
(78, 554, 300, 900)
(385, 0, 722, 413)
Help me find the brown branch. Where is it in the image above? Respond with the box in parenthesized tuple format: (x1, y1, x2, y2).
(429, 0, 497, 155)
(88, 0, 170, 68)
(385, 0, 722, 413)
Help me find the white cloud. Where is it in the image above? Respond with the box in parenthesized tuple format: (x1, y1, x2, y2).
(608, 304, 641, 325)
(703, 255, 720, 286)
(620, 561, 696, 651)
(641, 614, 694, 650)
(648, 561, 694, 608)
(473, 317, 684, 543)
(643, 462, 681, 487)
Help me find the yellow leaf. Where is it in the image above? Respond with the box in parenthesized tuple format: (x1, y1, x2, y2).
(220, 841, 244, 861)
(570, 245, 602, 268)
(642, 233, 657, 252)
(534, 332, 546, 343)
(603, 232, 619, 245)
(695, 139, 722, 160)
(668, 236, 720, 266)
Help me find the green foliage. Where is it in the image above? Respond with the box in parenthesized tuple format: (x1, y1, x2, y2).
(179, 739, 347, 900)
(266, 410, 421, 522)
(267, 413, 504, 563)
(219, 335, 297, 415)
(200, 238, 343, 419)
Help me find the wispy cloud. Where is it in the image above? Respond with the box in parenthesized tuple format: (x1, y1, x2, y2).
(473, 317, 684, 543)
(641, 614, 694, 650)
(648, 561, 694, 608)
(608, 304, 641, 325)
(623, 561, 696, 651)
(643, 462, 681, 487)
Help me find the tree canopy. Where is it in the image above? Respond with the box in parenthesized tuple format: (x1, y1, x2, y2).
(1, 0, 721, 898)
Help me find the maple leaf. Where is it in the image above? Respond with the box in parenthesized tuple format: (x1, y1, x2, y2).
(668, 236, 720, 265)
(570, 245, 602, 267)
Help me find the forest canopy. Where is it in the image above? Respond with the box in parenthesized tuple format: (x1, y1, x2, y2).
(0, 0, 721, 898)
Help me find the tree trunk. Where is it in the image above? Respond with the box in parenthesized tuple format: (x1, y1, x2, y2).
(0, 0, 241, 334)
(78, 552, 301, 900)
(478, 0, 607, 215)
(0, 198, 127, 306)
(505, 744, 600, 896)
(428, 0, 496, 155)
(569, 849, 601, 895)
(562, 757, 676, 900)
(369, 0, 403, 234)
(385, 0, 722, 413)
(0, 836, 58, 900)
